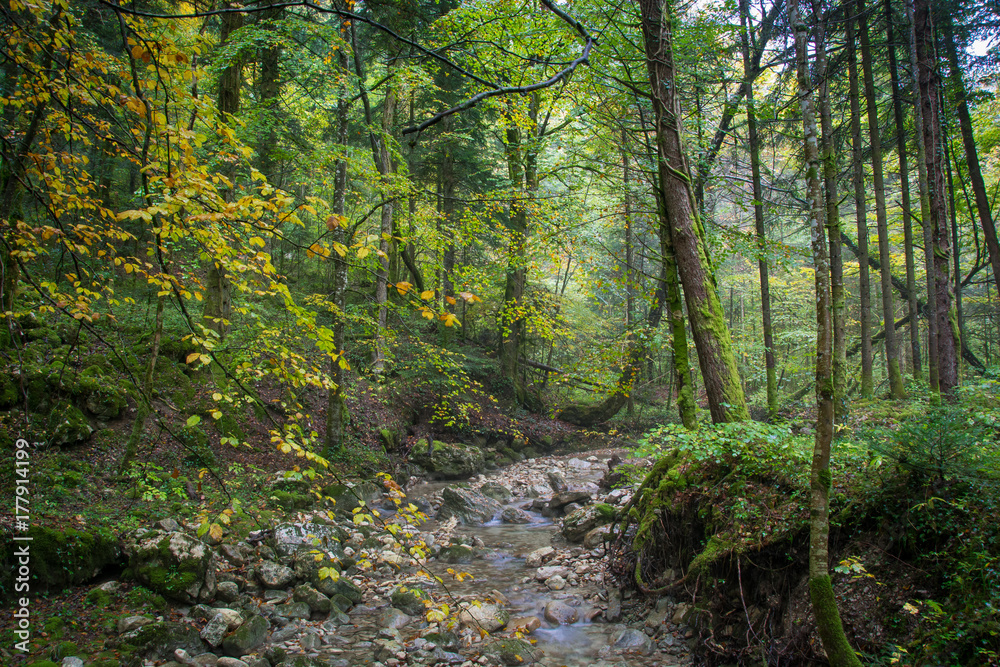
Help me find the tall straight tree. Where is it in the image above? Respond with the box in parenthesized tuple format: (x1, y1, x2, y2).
(913, 0, 959, 395)
(847, 3, 873, 398)
(813, 0, 847, 419)
(789, 0, 863, 663)
(637, 0, 749, 424)
(859, 0, 906, 399)
(886, 0, 921, 377)
(740, 0, 777, 417)
(943, 17, 1000, 297)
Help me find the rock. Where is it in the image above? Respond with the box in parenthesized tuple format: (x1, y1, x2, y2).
(390, 586, 427, 616)
(241, 657, 269, 667)
(583, 525, 612, 549)
(525, 484, 551, 498)
(566, 458, 592, 470)
(437, 544, 475, 563)
(373, 638, 405, 662)
(524, 547, 555, 568)
(378, 607, 413, 629)
(293, 584, 332, 613)
(61, 659, 84, 667)
(257, 561, 295, 589)
(124, 621, 206, 662)
(127, 531, 217, 603)
(272, 522, 345, 560)
(458, 602, 510, 632)
(216, 659, 249, 667)
(606, 588, 622, 622)
(409, 440, 486, 480)
(221, 614, 269, 657)
(192, 653, 220, 666)
(436, 486, 502, 525)
(506, 616, 541, 634)
(561, 504, 614, 543)
(534, 565, 569, 581)
(501, 507, 532, 524)
(549, 491, 591, 512)
(612, 628, 653, 654)
(157, 518, 182, 532)
(479, 482, 513, 503)
(276, 601, 311, 620)
(200, 614, 231, 647)
(543, 600, 578, 625)
(299, 633, 322, 651)
(12, 525, 121, 592)
(545, 575, 566, 591)
(216, 581, 240, 603)
(546, 470, 569, 494)
(563, 502, 583, 515)
(671, 603, 691, 625)
(482, 638, 536, 665)
(219, 544, 246, 566)
(46, 399, 94, 446)
(118, 615, 154, 634)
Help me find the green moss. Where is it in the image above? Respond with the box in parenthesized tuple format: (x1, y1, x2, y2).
(125, 586, 168, 610)
(1, 526, 121, 592)
(50, 641, 79, 661)
(270, 490, 313, 510)
(687, 535, 735, 577)
(0, 372, 18, 408)
(808, 575, 864, 667)
(594, 503, 619, 521)
(26, 661, 60, 667)
(43, 616, 65, 639)
(85, 587, 112, 607)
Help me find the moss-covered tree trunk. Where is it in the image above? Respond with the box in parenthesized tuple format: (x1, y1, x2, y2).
(790, 0, 863, 664)
(814, 5, 847, 421)
(860, 0, 906, 399)
(638, 0, 748, 424)
(739, 0, 777, 418)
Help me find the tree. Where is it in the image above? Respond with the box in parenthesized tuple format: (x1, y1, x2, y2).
(637, 0, 749, 424)
(789, 0, 864, 663)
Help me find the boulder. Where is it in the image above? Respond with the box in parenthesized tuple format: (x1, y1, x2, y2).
(221, 614, 269, 657)
(5, 526, 121, 592)
(479, 482, 513, 503)
(482, 638, 536, 666)
(546, 470, 568, 494)
(458, 602, 510, 632)
(293, 584, 332, 614)
(543, 600, 578, 625)
(256, 561, 294, 589)
(123, 621, 205, 662)
(118, 616, 153, 634)
(272, 522, 345, 560)
(583, 525, 612, 549)
(378, 607, 413, 630)
(390, 586, 427, 616)
(127, 531, 216, 603)
(524, 547, 555, 568)
(506, 616, 541, 634)
(501, 507, 532, 524)
(436, 486, 502, 525)
(45, 400, 93, 446)
(544, 575, 566, 590)
(561, 504, 614, 543)
(612, 628, 653, 654)
(549, 491, 591, 512)
(409, 440, 485, 480)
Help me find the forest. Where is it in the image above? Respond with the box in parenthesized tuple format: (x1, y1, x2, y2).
(2, 0, 1000, 665)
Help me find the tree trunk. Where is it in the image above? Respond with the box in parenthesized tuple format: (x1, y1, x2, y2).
(324, 47, 351, 458)
(914, 0, 959, 395)
(498, 97, 539, 408)
(813, 0, 847, 420)
(740, 0, 776, 417)
(847, 7, 873, 398)
(887, 0, 921, 378)
(638, 0, 748, 423)
(789, 1, 863, 663)
(943, 19, 1000, 299)
(860, 0, 906, 398)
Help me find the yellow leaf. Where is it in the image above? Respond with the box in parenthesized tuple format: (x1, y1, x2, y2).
(395, 281, 412, 296)
(445, 296, 457, 305)
(357, 247, 370, 259)
(420, 290, 435, 301)
(186, 352, 200, 364)
(209, 523, 223, 540)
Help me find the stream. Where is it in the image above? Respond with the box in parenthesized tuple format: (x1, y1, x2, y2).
(271, 451, 695, 667)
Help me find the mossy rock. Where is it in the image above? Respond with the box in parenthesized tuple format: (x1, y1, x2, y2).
(437, 544, 475, 564)
(86, 587, 113, 607)
(26, 662, 60, 667)
(0, 525, 122, 593)
(44, 399, 94, 446)
(390, 586, 427, 616)
(270, 490, 313, 511)
(483, 638, 536, 665)
(50, 641, 80, 661)
(125, 621, 205, 662)
(126, 531, 216, 603)
(43, 615, 66, 638)
(409, 440, 485, 480)
(151, 360, 196, 407)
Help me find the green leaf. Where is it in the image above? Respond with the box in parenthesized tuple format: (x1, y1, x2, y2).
(186, 414, 202, 427)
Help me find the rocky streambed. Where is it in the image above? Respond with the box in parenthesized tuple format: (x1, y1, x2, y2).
(94, 451, 699, 667)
